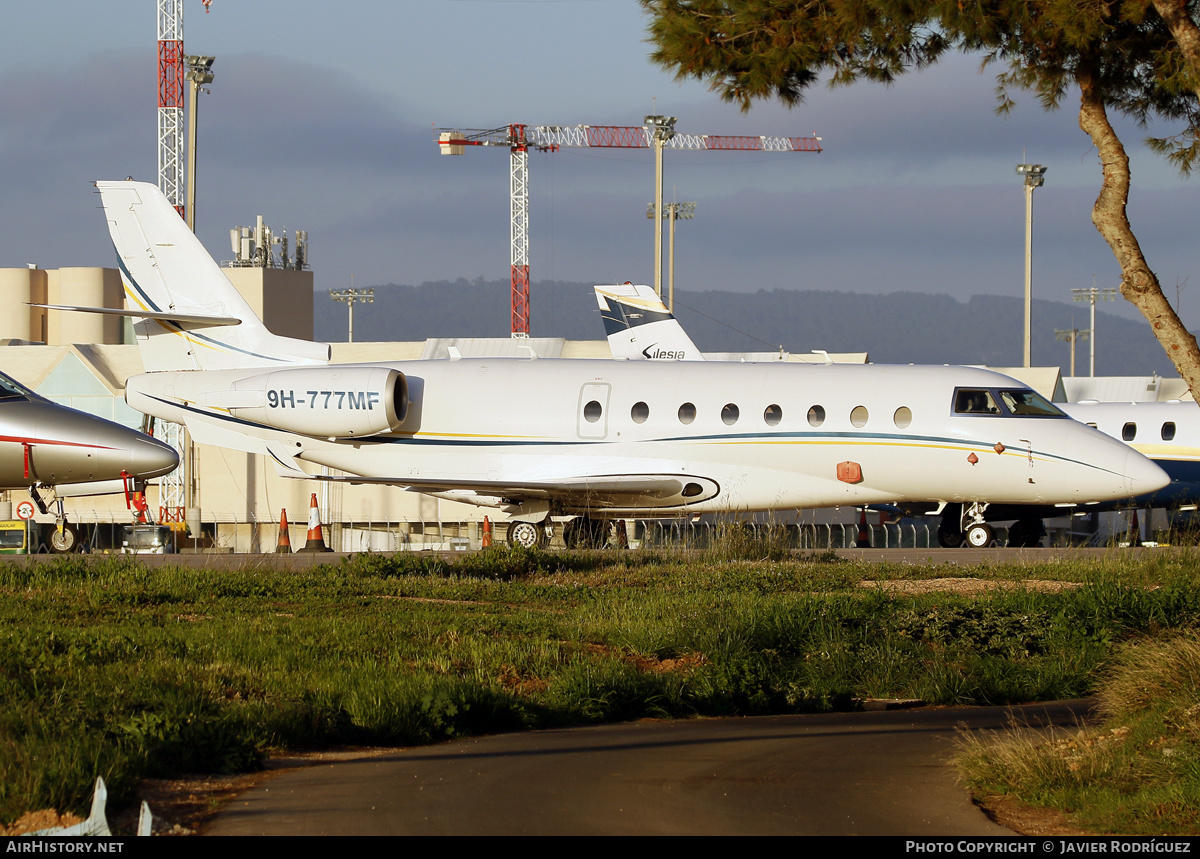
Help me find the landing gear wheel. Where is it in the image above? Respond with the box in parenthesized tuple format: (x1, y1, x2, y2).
(965, 523, 994, 548)
(49, 523, 79, 554)
(937, 528, 964, 548)
(507, 520, 548, 549)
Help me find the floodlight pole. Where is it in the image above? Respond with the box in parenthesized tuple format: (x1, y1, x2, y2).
(330, 287, 374, 343)
(1016, 163, 1047, 367)
(645, 115, 677, 299)
(184, 55, 214, 233)
(647, 200, 696, 313)
(1072, 284, 1118, 376)
(1055, 328, 1089, 377)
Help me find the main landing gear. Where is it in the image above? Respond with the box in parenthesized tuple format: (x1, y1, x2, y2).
(506, 520, 552, 549)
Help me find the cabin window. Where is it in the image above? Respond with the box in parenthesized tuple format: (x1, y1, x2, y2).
(1163, 422, 1177, 441)
(764, 404, 782, 426)
(583, 400, 603, 423)
(807, 406, 825, 427)
(678, 403, 696, 425)
(954, 389, 1000, 415)
(631, 402, 649, 424)
(893, 406, 912, 429)
(850, 406, 869, 428)
(1122, 422, 1137, 441)
(721, 404, 740, 425)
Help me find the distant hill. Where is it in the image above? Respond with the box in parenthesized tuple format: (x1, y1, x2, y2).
(313, 279, 1180, 378)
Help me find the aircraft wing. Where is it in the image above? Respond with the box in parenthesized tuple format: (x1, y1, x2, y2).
(271, 463, 719, 512)
(295, 472, 690, 497)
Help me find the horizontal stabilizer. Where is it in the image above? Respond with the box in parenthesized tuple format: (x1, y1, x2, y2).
(32, 303, 242, 328)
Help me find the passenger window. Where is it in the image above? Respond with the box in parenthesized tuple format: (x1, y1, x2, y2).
(1162, 422, 1177, 441)
(583, 400, 603, 423)
(1122, 422, 1136, 441)
(954, 389, 999, 415)
(678, 403, 696, 425)
(631, 402, 649, 424)
(850, 406, 868, 428)
(764, 404, 782, 426)
(807, 405, 825, 427)
(893, 406, 912, 429)
(721, 404, 739, 425)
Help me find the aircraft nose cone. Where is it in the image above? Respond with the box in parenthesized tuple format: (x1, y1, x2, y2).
(130, 435, 179, 479)
(1126, 449, 1169, 498)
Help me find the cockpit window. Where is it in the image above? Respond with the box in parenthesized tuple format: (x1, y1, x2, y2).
(954, 389, 1000, 415)
(953, 387, 1065, 418)
(997, 389, 1064, 417)
(0, 373, 32, 402)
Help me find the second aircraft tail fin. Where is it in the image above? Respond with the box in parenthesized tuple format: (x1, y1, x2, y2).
(594, 283, 704, 361)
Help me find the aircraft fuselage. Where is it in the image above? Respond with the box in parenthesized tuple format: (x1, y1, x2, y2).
(126, 359, 1164, 517)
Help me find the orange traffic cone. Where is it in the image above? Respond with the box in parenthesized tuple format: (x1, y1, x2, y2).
(299, 493, 333, 553)
(274, 509, 292, 554)
(482, 516, 492, 548)
(1129, 508, 1142, 547)
(856, 508, 870, 547)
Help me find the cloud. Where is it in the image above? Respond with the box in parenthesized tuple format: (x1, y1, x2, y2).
(0, 46, 1194, 334)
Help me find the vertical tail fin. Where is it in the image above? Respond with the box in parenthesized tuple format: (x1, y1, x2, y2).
(594, 283, 704, 361)
(97, 180, 330, 371)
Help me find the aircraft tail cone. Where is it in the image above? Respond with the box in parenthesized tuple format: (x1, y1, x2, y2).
(299, 494, 333, 553)
(275, 509, 292, 554)
(482, 516, 492, 548)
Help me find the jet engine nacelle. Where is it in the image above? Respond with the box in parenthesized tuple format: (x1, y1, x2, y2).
(205, 366, 408, 439)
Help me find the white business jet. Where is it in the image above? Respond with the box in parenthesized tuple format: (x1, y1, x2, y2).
(594, 284, 1187, 547)
(59, 181, 1166, 550)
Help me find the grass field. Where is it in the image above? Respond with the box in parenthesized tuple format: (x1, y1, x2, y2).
(2, 546, 1199, 831)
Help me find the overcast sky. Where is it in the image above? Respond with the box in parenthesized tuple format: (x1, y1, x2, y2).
(1, 0, 1196, 340)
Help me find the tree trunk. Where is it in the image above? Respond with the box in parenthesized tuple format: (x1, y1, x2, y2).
(1152, 0, 1200, 102)
(1078, 64, 1200, 399)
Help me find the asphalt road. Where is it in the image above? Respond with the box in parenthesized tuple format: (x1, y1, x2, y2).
(207, 700, 1092, 836)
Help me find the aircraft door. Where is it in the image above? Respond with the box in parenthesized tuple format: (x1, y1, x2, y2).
(577, 383, 611, 440)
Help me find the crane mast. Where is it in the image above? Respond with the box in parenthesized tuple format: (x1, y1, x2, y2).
(157, 0, 185, 218)
(437, 122, 821, 337)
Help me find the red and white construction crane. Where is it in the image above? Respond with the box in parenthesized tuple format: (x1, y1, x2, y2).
(157, 0, 186, 218)
(436, 120, 822, 338)
(155, 0, 211, 527)
(157, 0, 213, 221)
